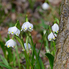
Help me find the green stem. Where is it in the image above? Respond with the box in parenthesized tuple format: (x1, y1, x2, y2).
(20, 33, 25, 51)
(15, 23, 17, 27)
(15, 45, 21, 69)
(45, 0, 48, 2)
(43, 31, 50, 53)
(20, 33, 33, 69)
(26, 34, 29, 53)
(13, 51, 16, 67)
(26, 15, 28, 22)
(15, 20, 19, 27)
(29, 33, 40, 69)
(20, 33, 29, 69)
(46, 39, 50, 53)
(53, 41, 56, 55)
(12, 36, 14, 40)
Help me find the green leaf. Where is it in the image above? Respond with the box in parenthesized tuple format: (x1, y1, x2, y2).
(45, 53, 54, 69)
(0, 55, 9, 66)
(0, 35, 6, 58)
(29, 35, 40, 69)
(39, 57, 45, 69)
(22, 65, 26, 69)
(45, 39, 50, 53)
(38, 41, 43, 56)
(13, 51, 16, 67)
(16, 20, 21, 30)
(0, 55, 12, 69)
(0, 63, 12, 69)
(7, 47, 13, 62)
(54, 18, 59, 24)
(15, 45, 21, 69)
(15, 35, 24, 49)
(0, 41, 6, 58)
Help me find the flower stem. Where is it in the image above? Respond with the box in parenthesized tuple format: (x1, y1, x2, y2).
(26, 34, 29, 53)
(29, 33, 41, 69)
(45, 0, 48, 2)
(20, 33, 33, 69)
(15, 45, 21, 69)
(26, 15, 28, 22)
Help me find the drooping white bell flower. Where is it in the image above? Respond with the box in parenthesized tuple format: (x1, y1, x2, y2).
(42, 3, 50, 10)
(48, 32, 57, 41)
(24, 43, 31, 50)
(28, 23, 33, 32)
(8, 26, 20, 36)
(21, 22, 33, 32)
(21, 22, 29, 31)
(5, 39, 16, 48)
(52, 24, 59, 33)
(15, 29, 20, 36)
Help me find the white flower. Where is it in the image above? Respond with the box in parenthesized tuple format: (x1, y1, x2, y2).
(52, 24, 59, 33)
(42, 3, 50, 10)
(5, 39, 16, 48)
(24, 43, 31, 50)
(15, 29, 20, 36)
(8, 26, 20, 36)
(43, 30, 46, 35)
(21, 22, 29, 31)
(48, 32, 57, 41)
(21, 22, 33, 32)
(28, 23, 33, 32)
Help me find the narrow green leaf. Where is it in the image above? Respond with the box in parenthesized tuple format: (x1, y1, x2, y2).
(54, 18, 59, 24)
(15, 45, 21, 69)
(7, 47, 13, 62)
(45, 53, 54, 69)
(0, 41, 6, 58)
(13, 51, 16, 67)
(39, 57, 45, 69)
(29, 35, 40, 69)
(0, 55, 9, 66)
(38, 41, 43, 56)
(16, 20, 21, 30)
(0, 63, 12, 69)
(15, 35, 24, 49)
(0, 55, 12, 69)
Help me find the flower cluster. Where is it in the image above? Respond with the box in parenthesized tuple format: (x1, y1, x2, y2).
(5, 26, 20, 48)
(42, 3, 50, 10)
(21, 22, 33, 32)
(48, 23, 59, 41)
(5, 21, 33, 48)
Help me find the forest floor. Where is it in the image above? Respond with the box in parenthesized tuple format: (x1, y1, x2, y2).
(0, 0, 61, 69)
